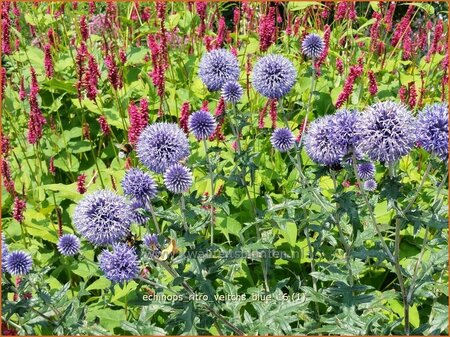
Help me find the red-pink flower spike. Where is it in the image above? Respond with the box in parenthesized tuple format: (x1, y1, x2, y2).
(77, 174, 87, 194)
(49, 157, 56, 175)
(19, 77, 26, 101)
(315, 25, 331, 75)
(128, 99, 149, 145)
(196, 2, 207, 36)
(335, 63, 363, 108)
(216, 16, 226, 48)
(12, 197, 26, 223)
(426, 20, 443, 63)
(2, 158, 15, 195)
(2, 6, 11, 55)
(336, 58, 344, 75)
(80, 15, 89, 41)
(179, 102, 190, 134)
(85, 54, 100, 100)
(258, 100, 270, 129)
(384, 2, 396, 32)
(27, 96, 46, 145)
(105, 55, 122, 90)
(259, 7, 276, 52)
(368, 71, 378, 96)
(391, 5, 414, 47)
(98, 115, 111, 136)
(399, 85, 407, 103)
(269, 99, 278, 129)
(0, 67, 6, 99)
(44, 44, 54, 78)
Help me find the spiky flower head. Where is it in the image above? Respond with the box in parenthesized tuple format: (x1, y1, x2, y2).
(304, 115, 348, 166)
(137, 123, 190, 174)
(363, 179, 377, 192)
(199, 49, 240, 91)
(57, 234, 81, 256)
(143, 233, 158, 247)
(164, 164, 193, 194)
(188, 110, 217, 140)
(121, 168, 157, 204)
(99, 243, 139, 283)
(131, 200, 149, 225)
(417, 102, 448, 160)
(221, 81, 243, 103)
(302, 33, 325, 59)
(270, 128, 295, 152)
(252, 54, 297, 99)
(357, 101, 416, 163)
(5, 251, 32, 275)
(73, 190, 133, 246)
(328, 109, 360, 152)
(357, 162, 376, 180)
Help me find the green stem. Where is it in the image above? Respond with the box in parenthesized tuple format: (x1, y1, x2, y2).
(147, 203, 161, 234)
(180, 194, 188, 232)
(203, 140, 215, 244)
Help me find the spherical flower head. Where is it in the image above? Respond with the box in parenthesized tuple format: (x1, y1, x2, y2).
(131, 200, 149, 225)
(302, 33, 325, 59)
(328, 109, 361, 152)
(304, 115, 348, 166)
(221, 81, 243, 103)
(137, 123, 190, 174)
(199, 49, 240, 91)
(2, 233, 8, 272)
(417, 102, 448, 160)
(363, 179, 377, 192)
(357, 101, 416, 163)
(357, 162, 375, 180)
(252, 54, 297, 99)
(99, 243, 139, 283)
(164, 164, 193, 194)
(5, 251, 32, 275)
(270, 128, 295, 152)
(143, 233, 158, 247)
(188, 110, 217, 140)
(73, 190, 133, 246)
(57, 234, 81, 256)
(121, 168, 157, 203)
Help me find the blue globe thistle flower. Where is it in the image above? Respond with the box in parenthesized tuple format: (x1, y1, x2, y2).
(188, 110, 217, 140)
(131, 200, 149, 225)
(143, 233, 158, 247)
(304, 115, 348, 166)
(73, 190, 133, 246)
(99, 243, 139, 283)
(57, 234, 81, 256)
(363, 179, 377, 192)
(137, 123, 190, 174)
(270, 128, 295, 152)
(121, 168, 157, 204)
(5, 251, 32, 275)
(302, 33, 325, 59)
(222, 81, 243, 103)
(252, 54, 297, 99)
(199, 49, 240, 91)
(357, 162, 375, 180)
(2, 233, 8, 272)
(164, 164, 193, 194)
(328, 109, 361, 152)
(357, 101, 416, 163)
(417, 102, 448, 160)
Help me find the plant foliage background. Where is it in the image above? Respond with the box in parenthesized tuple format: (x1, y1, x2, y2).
(1, 1, 449, 336)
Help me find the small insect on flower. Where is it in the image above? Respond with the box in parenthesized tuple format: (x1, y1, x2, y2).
(5, 251, 33, 276)
(363, 179, 377, 192)
(57, 234, 81, 256)
(188, 110, 217, 140)
(252, 54, 297, 99)
(302, 33, 325, 59)
(115, 143, 133, 159)
(357, 162, 376, 180)
(164, 164, 193, 194)
(121, 168, 158, 204)
(99, 243, 139, 283)
(221, 81, 243, 103)
(416, 102, 448, 160)
(73, 190, 133, 246)
(199, 49, 240, 91)
(137, 123, 190, 174)
(270, 128, 295, 152)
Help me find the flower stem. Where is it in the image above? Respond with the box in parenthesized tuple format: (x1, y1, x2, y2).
(180, 194, 188, 232)
(147, 203, 161, 234)
(203, 139, 215, 244)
